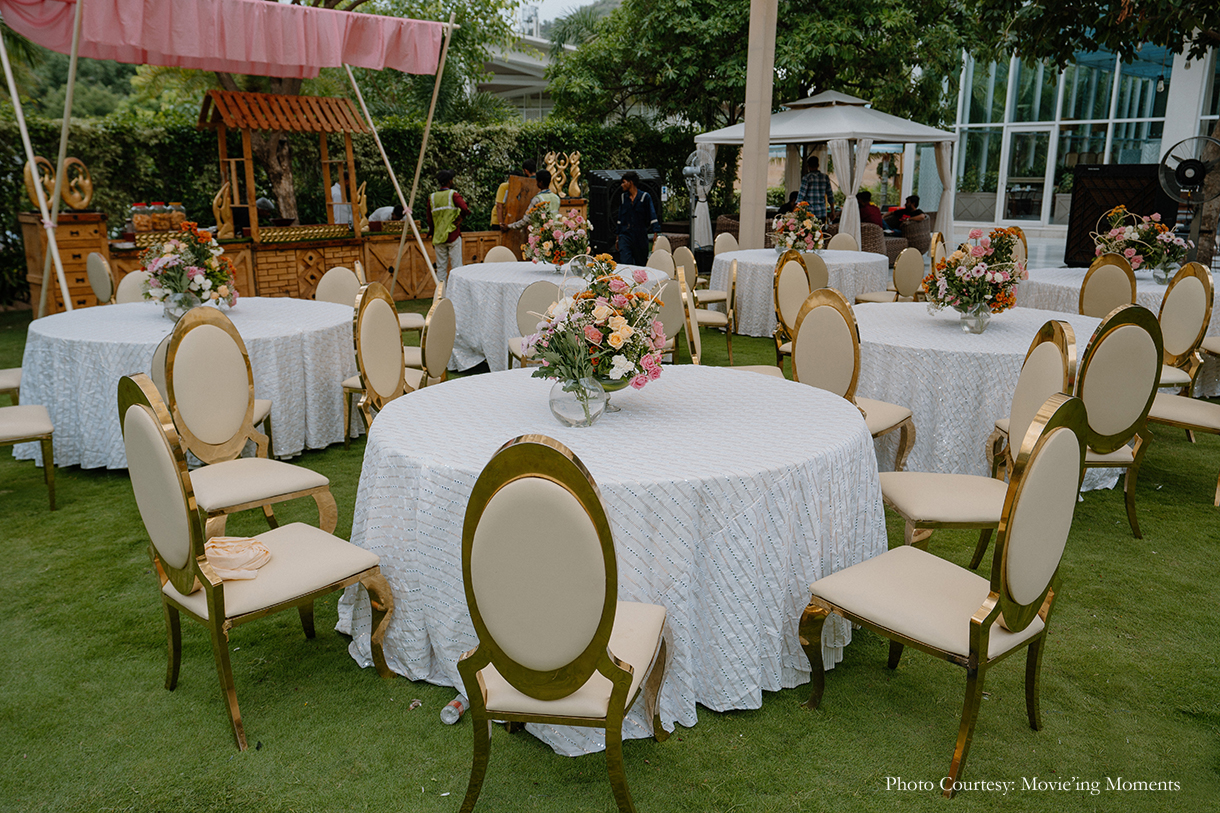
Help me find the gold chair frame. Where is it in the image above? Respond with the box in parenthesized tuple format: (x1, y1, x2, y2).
(772, 249, 810, 369)
(456, 435, 668, 813)
(352, 282, 418, 434)
(86, 252, 115, 305)
(929, 231, 946, 268)
(1076, 304, 1163, 538)
(791, 288, 915, 471)
(166, 307, 335, 538)
(1157, 262, 1214, 396)
(414, 294, 455, 387)
(508, 280, 559, 370)
(800, 393, 1088, 798)
(0, 366, 20, 405)
(118, 373, 393, 751)
(1078, 253, 1136, 317)
(681, 259, 736, 365)
(0, 404, 54, 509)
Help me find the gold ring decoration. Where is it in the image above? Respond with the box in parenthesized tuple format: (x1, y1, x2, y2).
(61, 157, 94, 210)
(24, 156, 56, 209)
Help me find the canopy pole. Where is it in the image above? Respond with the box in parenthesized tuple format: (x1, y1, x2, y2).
(407, 12, 456, 211)
(739, 0, 778, 249)
(344, 64, 436, 295)
(0, 12, 73, 316)
(38, 0, 85, 318)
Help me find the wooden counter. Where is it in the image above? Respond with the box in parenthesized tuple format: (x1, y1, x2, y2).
(19, 212, 111, 315)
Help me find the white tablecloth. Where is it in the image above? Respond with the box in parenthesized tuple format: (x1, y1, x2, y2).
(1018, 265, 1220, 395)
(855, 303, 1108, 481)
(16, 298, 357, 469)
(446, 261, 668, 372)
(709, 249, 890, 337)
(336, 366, 886, 755)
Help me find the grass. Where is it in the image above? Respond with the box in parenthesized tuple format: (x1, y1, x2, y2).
(2, 303, 1218, 813)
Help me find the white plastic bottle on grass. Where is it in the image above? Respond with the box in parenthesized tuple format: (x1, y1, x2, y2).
(441, 694, 468, 724)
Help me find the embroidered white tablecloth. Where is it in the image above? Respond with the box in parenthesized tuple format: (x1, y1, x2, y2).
(16, 298, 356, 469)
(337, 365, 886, 755)
(446, 261, 668, 373)
(1018, 265, 1220, 396)
(709, 249, 890, 337)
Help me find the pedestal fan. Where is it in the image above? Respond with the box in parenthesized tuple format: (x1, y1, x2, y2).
(1158, 136, 1220, 262)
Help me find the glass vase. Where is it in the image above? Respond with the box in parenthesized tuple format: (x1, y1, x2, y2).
(162, 291, 201, 322)
(549, 377, 607, 427)
(958, 302, 991, 334)
(597, 375, 631, 413)
(1151, 262, 1175, 286)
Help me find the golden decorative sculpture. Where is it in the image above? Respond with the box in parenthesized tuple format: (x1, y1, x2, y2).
(213, 182, 235, 240)
(61, 157, 93, 210)
(23, 156, 56, 209)
(356, 181, 369, 233)
(567, 151, 582, 198)
(552, 153, 569, 196)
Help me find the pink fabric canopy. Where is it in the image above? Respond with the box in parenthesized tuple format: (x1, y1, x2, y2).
(0, 0, 445, 78)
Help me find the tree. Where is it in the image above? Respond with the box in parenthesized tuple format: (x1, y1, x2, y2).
(546, 0, 965, 130)
(965, 1, 1220, 262)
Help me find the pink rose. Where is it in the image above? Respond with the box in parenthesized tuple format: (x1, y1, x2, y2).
(608, 277, 629, 293)
(651, 320, 664, 337)
(653, 337, 666, 350)
(1123, 247, 1136, 258)
(969, 228, 983, 240)
(611, 294, 628, 308)
(1151, 212, 1161, 221)
(630, 374, 648, 390)
(553, 230, 563, 240)
(979, 237, 991, 248)
(1095, 246, 1103, 256)
(633, 267, 649, 284)
(642, 354, 657, 371)
(1131, 256, 1142, 269)
(584, 326, 603, 345)
(970, 245, 987, 258)
(647, 364, 662, 381)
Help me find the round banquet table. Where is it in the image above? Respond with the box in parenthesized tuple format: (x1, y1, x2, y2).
(336, 365, 886, 756)
(1018, 265, 1220, 396)
(15, 298, 357, 470)
(446, 261, 669, 373)
(709, 248, 890, 337)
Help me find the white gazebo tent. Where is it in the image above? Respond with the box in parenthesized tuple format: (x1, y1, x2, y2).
(0, 0, 455, 316)
(696, 90, 957, 250)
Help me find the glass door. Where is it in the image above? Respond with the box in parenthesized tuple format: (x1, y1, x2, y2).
(1000, 129, 1053, 223)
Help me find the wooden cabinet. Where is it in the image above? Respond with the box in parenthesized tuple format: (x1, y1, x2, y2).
(19, 212, 111, 315)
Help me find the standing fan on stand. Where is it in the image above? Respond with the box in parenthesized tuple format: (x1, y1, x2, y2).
(1159, 136, 1220, 263)
(683, 145, 716, 251)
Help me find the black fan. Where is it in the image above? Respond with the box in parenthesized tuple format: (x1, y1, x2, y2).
(1158, 136, 1220, 262)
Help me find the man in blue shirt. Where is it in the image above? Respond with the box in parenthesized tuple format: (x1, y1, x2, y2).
(796, 157, 833, 220)
(617, 171, 660, 265)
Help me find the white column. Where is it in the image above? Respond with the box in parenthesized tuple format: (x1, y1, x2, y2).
(900, 143, 916, 200)
(739, 0, 779, 250)
(1160, 49, 1211, 159)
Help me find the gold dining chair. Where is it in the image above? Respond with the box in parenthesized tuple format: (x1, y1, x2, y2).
(403, 294, 456, 387)
(86, 252, 115, 305)
(677, 255, 735, 363)
(483, 245, 517, 263)
(656, 279, 685, 364)
(0, 400, 54, 509)
(856, 247, 924, 303)
(508, 280, 560, 369)
(344, 282, 424, 443)
(115, 269, 151, 304)
(118, 373, 393, 751)
(645, 249, 676, 279)
(713, 232, 738, 255)
(675, 246, 727, 308)
(165, 307, 336, 539)
(399, 280, 444, 340)
(1146, 390, 1220, 505)
(456, 434, 669, 813)
(800, 251, 829, 290)
(1078, 253, 1136, 318)
(800, 393, 1088, 798)
(314, 265, 361, 306)
(929, 231, 946, 268)
(772, 250, 811, 372)
(1154, 262, 1213, 396)
(680, 273, 778, 377)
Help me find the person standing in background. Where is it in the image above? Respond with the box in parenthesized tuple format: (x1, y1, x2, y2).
(505, 169, 560, 229)
(492, 159, 536, 228)
(426, 169, 469, 286)
(796, 157, 833, 220)
(616, 171, 659, 265)
(331, 169, 353, 226)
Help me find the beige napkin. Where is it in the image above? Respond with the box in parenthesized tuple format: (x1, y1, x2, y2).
(189, 536, 273, 592)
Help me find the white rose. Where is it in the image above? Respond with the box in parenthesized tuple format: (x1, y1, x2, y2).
(201, 279, 212, 291)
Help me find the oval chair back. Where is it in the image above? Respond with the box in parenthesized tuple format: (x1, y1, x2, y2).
(791, 288, 860, 400)
(773, 250, 811, 341)
(1078, 253, 1136, 318)
(149, 334, 172, 404)
(1158, 262, 1213, 367)
(646, 249, 676, 278)
(166, 306, 261, 465)
(315, 266, 361, 306)
(1009, 226, 1028, 268)
(484, 245, 517, 263)
(353, 260, 367, 284)
(517, 280, 560, 337)
(827, 232, 858, 251)
(801, 251, 830, 290)
(653, 235, 672, 254)
(678, 273, 702, 365)
(1075, 304, 1163, 454)
(929, 232, 947, 267)
(893, 247, 925, 299)
(1008, 321, 1076, 456)
(115, 269, 151, 304)
(657, 279, 685, 360)
(87, 252, 114, 304)
(714, 232, 738, 255)
(675, 246, 698, 293)
(355, 282, 411, 420)
(420, 296, 457, 384)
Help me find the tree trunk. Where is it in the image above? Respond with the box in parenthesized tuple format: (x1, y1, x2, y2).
(215, 72, 303, 223)
(1194, 117, 1220, 268)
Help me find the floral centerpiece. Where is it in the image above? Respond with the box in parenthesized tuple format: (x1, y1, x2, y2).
(141, 222, 238, 320)
(521, 204, 590, 267)
(924, 227, 1026, 333)
(525, 255, 665, 426)
(1091, 205, 1190, 284)
(769, 201, 823, 253)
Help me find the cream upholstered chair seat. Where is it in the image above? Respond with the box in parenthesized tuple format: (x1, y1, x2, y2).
(857, 397, 913, 437)
(694, 307, 728, 329)
(878, 471, 1008, 526)
(1084, 445, 1135, 465)
(253, 399, 271, 426)
(1150, 391, 1220, 430)
(737, 365, 785, 377)
(163, 523, 379, 619)
(480, 601, 665, 719)
(694, 288, 727, 307)
(398, 311, 425, 331)
(404, 345, 422, 368)
(855, 290, 903, 303)
(1201, 336, 1220, 355)
(776, 340, 791, 354)
(1160, 365, 1192, 387)
(0, 404, 53, 441)
(343, 367, 424, 394)
(190, 458, 331, 514)
(506, 336, 536, 363)
(811, 546, 1045, 660)
(0, 367, 20, 402)
(994, 416, 1010, 435)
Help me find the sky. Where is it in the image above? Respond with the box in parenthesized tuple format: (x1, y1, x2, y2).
(525, 1, 585, 25)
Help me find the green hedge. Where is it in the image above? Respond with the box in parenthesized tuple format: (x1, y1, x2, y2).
(2, 107, 738, 305)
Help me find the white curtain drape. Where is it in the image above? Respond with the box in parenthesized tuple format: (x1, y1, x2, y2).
(831, 137, 872, 248)
(935, 141, 955, 242)
(692, 143, 716, 249)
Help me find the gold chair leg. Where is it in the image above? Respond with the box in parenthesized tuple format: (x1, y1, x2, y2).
(798, 602, 830, 709)
(1213, 466, 1220, 507)
(205, 513, 229, 540)
(887, 641, 904, 669)
(893, 417, 916, 472)
(343, 391, 352, 451)
(605, 725, 638, 813)
(297, 601, 316, 638)
(361, 572, 396, 679)
(904, 522, 933, 550)
(262, 415, 275, 459)
(725, 327, 733, 366)
(458, 715, 492, 813)
(314, 489, 338, 534)
(968, 528, 994, 571)
(945, 664, 987, 798)
(1025, 637, 1045, 731)
(986, 427, 1006, 479)
(643, 638, 670, 743)
(262, 503, 280, 530)
(39, 436, 55, 510)
(209, 623, 247, 750)
(164, 602, 181, 691)
(1123, 465, 1142, 539)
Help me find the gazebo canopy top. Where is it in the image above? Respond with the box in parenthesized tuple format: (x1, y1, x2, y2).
(198, 89, 369, 134)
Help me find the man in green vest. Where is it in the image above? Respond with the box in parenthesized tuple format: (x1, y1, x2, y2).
(426, 169, 470, 285)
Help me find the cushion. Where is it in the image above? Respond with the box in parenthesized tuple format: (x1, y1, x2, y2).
(695, 289, 728, 305)
(480, 601, 665, 719)
(879, 471, 1007, 525)
(253, 399, 272, 426)
(398, 312, 424, 331)
(695, 308, 729, 328)
(405, 367, 425, 390)
(777, 341, 792, 355)
(811, 546, 1045, 660)
(191, 457, 329, 513)
(1085, 445, 1135, 465)
(1160, 365, 1191, 387)
(735, 365, 785, 377)
(856, 397, 911, 437)
(404, 346, 423, 369)
(0, 404, 53, 443)
(995, 416, 1011, 434)
(855, 291, 899, 304)
(0, 367, 20, 391)
(343, 375, 362, 390)
(1200, 336, 1220, 356)
(1148, 392, 1220, 432)
(164, 522, 379, 619)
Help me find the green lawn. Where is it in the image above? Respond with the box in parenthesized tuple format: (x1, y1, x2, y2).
(1, 303, 1217, 813)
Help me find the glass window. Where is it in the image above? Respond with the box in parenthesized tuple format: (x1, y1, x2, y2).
(1057, 122, 1108, 167)
(1115, 44, 1172, 119)
(955, 127, 1002, 220)
(1060, 50, 1116, 120)
(966, 58, 1009, 124)
(1111, 120, 1163, 163)
(1012, 59, 1058, 122)
(1205, 53, 1220, 118)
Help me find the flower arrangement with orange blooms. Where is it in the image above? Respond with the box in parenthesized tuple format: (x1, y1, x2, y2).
(770, 201, 824, 252)
(521, 203, 590, 267)
(140, 221, 239, 308)
(525, 254, 665, 391)
(1090, 205, 1189, 271)
(923, 227, 1026, 315)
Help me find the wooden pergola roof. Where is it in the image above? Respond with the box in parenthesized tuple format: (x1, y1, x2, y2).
(198, 89, 369, 134)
